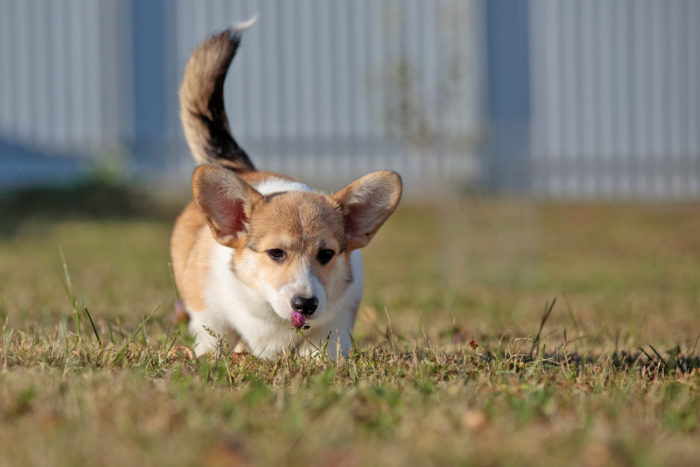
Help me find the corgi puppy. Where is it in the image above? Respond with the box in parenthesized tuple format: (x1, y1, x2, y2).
(170, 24, 402, 359)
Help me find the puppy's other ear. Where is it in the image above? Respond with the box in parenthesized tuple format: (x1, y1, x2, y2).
(192, 165, 262, 247)
(333, 171, 402, 250)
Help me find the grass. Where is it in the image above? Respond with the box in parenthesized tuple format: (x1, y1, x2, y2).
(0, 182, 698, 466)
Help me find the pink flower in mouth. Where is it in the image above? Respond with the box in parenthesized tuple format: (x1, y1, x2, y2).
(291, 310, 307, 329)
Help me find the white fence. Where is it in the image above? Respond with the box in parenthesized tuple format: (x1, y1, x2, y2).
(0, 0, 482, 193)
(1, 0, 700, 198)
(527, 0, 700, 198)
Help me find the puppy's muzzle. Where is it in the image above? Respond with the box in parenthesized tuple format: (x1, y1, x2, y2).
(291, 296, 318, 315)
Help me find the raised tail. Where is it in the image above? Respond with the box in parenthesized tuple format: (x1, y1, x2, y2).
(179, 23, 255, 172)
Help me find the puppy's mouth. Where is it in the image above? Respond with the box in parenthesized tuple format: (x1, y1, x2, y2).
(290, 311, 311, 330)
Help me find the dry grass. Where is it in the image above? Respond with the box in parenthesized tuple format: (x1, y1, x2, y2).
(0, 183, 698, 466)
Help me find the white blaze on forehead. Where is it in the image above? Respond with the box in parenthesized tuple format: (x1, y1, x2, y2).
(289, 261, 326, 307)
(289, 260, 314, 296)
(297, 204, 307, 237)
(269, 259, 327, 319)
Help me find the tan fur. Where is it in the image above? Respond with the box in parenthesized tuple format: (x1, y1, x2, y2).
(170, 201, 212, 311)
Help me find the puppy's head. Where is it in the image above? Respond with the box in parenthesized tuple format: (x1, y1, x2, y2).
(193, 165, 402, 324)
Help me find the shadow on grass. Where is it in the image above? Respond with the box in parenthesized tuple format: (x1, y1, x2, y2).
(462, 299, 700, 377)
(0, 177, 182, 237)
(470, 344, 700, 379)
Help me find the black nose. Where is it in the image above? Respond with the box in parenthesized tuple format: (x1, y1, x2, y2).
(291, 296, 318, 315)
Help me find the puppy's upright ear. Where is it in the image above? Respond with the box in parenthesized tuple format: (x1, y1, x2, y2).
(333, 171, 402, 250)
(192, 165, 263, 247)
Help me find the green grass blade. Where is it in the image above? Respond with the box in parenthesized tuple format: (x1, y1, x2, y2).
(83, 307, 102, 347)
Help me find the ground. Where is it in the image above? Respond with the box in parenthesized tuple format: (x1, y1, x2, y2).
(0, 181, 698, 466)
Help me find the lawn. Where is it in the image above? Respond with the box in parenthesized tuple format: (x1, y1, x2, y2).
(0, 181, 698, 466)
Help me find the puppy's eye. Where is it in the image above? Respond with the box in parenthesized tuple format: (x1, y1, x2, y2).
(317, 249, 335, 265)
(266, 249, 286, 262)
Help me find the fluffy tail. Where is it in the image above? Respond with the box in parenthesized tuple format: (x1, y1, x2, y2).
(179, 22, 255, 172)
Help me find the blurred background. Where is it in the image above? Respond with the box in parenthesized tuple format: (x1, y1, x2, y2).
(2, 0, 699, 199)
